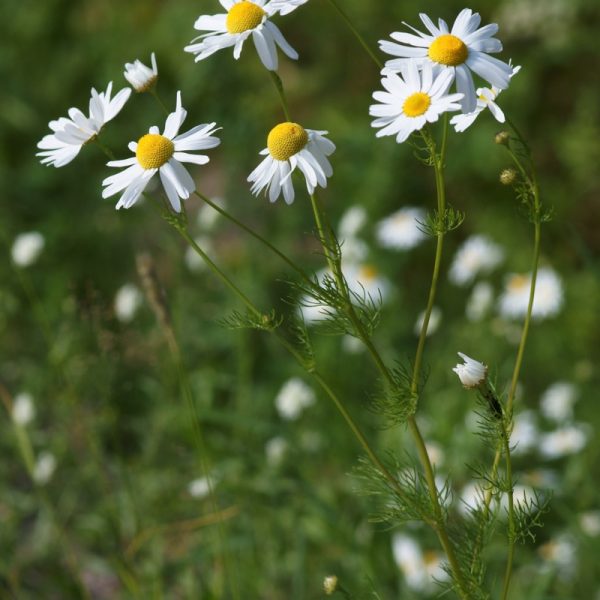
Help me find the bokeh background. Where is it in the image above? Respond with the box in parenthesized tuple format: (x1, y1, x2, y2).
(1, 0, 599, 597)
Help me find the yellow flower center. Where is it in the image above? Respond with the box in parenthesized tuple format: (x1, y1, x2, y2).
(136, 134, 174, 169)
(358, 265, 378, 281)
(428, 34, 468, 66)
(267, 122, 308, 161)
(226, 1, 266, 34)
(508, 274, 528, 291)
(402, 92, 431, 117)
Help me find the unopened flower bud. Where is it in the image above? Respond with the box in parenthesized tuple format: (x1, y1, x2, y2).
(124, 53, 158, 93)
(499, 168, 517, 185)
(453, 352, 487, 389)
(495, 131, 510, 145)
(323, 575, 338, 595)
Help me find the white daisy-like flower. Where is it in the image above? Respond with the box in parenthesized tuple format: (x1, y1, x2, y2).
(451, 64, 521, 132)
(452, 351, 487, 388)
(498, 267, 563, 320)
(379, 9, 513, 113)
(448, 234, 504, 286)
(12, 393, 36, 426)
(465, 281, 494, 321)
(414, 306, 442, 337)
(11, 232, 45, 267)
(338, 205, 367, 239)
(124, 52, 158, 93)
(248, 122, 335, 204)
(37, 82, 131, 168)
(275, 377, 315, 420)
(391, 534, 449, 593)
(370, 63, 463, 143)
(376, 206, 427, 250)
(102, 92, 221, 212)
(184, 0, 302, 71)
(539, 424, 589, 459)
(540, 381, 578, 423)
(114, 284, 142, 323)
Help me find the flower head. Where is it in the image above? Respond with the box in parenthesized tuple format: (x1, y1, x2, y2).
(451, 64, 521, 132)
(539, 425, 589, 459)
(114, 284, 142, 323)
(102, 92, 221, 212)
(37, 82, 131, 167)
(379, 9, 513, 112)
(498, 267, 563, 320)
(540, 382, 578, 423)
(448, 234, 504, 286)
(124, 52, 158, 92)
(12, 393, 36, 426)
(248, 122, 335, 204)
(11, 232, 45, 267)
(370, 62, 463, 143)
(453, 352, 487, 388)
(184, 0, 302, 71)
(376, 206, 427, 250)
(275, 377, 315, 420)
(323, 576, 338, 596)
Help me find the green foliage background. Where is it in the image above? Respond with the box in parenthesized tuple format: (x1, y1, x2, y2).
(1, 0, 599, 597)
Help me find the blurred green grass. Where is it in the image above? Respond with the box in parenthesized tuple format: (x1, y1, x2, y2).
(1, 0, 600, 597)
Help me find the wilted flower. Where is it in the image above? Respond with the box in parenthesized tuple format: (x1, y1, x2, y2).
(37, 82, 131, 167)
(448, 235, 504, 286)
(275, 377, 315, 420)
(376, 206, 427, 250)
(124, 52, 158, 92)
(499, 168, 518, 185)
(11, 232, 45, 267)
(453, 352, 487, 388)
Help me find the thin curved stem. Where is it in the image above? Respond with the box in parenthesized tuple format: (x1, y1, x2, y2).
(324, 0, 383, 69)
(150, 88, 170, 115)
(501, 424, 516, 600)
(268, 71, 291, 121)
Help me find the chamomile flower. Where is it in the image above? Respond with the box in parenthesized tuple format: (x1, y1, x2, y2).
(448, 234, 504, 286)
(102, 92, 221, 212)
(380, 9, 513, 113)
(275, 377, 315, 420)
(451, 64, 521, 132)
(376, 206, 427, 250)
(37, 82, 131, 167)
(452, 352, 487, 388)
(370, 63, 463, 143)
(124, 52, 158, 93)
(11, 232, 45, 267)
(248, 122, 335, 204)
(498, 267, 563, 320)
(184, 0, 302, 71)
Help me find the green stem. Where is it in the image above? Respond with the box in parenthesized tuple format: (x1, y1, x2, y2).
(501, 422, 516, 600)
(324, 0, 383, 69)
(268, 71, 291, 121)
(95, 138, 115, 161)
(150, 88, 170, 115)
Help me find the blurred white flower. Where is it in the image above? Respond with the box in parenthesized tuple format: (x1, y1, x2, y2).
(37, 82, 131, 167)
(338, 205, 367, 239)
(11, 232, 45, 267)
(265, 436, 287, 466)
(275, 377, 315, 420)
(498, 267, 563, 320)
(340, 237, 369, 265)
(124, 52, 158, 92)
(539, 424, 589, 459)
(114, 284, 142, 323)
(376, 206, 427, 250)
(323, 575, 338, 595)
(453, 352, 487, 388)
(341, 335, 365, 354)
(538, 534, 577, 578)
(197, 197, 226, 230)
(466, 281, 494, 321)
(540, 381, 578, 423)
(497, 484, 536, 517)
(33, 452, 57, 485)
(459, 481, 484, 516)
(188, 476, 215, 498)
(414, 306, 441, 337)
(185, 236, 214, 272)
(425, 442, 444, 468)
(579, 511, 600, 537)
(391, 534, 448, 592)
(448, 235, 504, 286)
(12, 393, 35, 426)
(511, 410, 539, 455)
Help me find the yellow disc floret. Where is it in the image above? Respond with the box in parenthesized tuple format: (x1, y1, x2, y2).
(267, 122, 309, 161)
(428, 34, 468, 66)
(402, 92, 431, 117)
(226, 1, 266, 34)
(136, 134, 175, 169)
